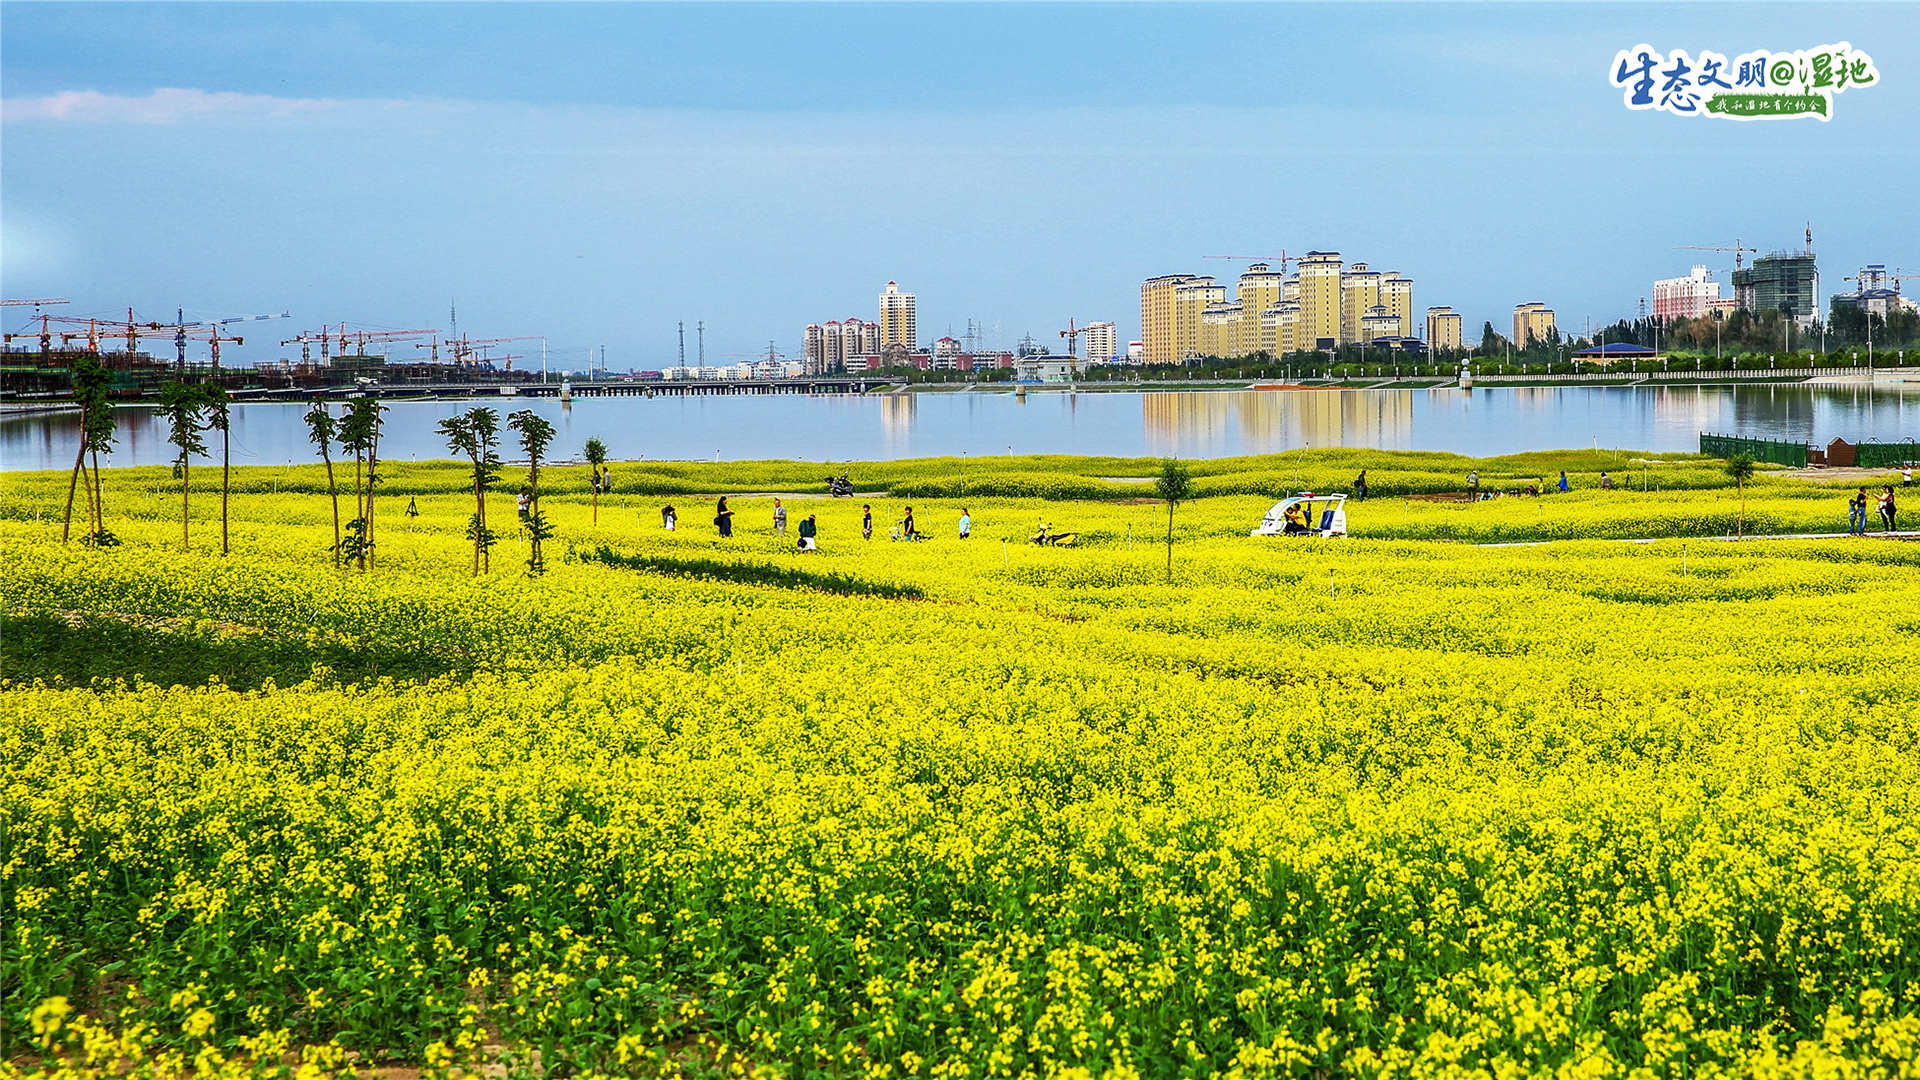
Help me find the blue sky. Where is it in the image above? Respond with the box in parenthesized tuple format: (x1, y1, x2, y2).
(4, 3, 1916, 370)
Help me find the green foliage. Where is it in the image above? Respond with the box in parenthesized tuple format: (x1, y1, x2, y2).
(1724, 453, 1758, 487)
(156, 381, 209, 466)
(582, 436, 608, 469)
(1153, 458, 1193, 505)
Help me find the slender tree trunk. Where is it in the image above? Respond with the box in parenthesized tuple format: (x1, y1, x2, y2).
(90, 447, 105, 537)
(221, 413, 231, 555)
(365, 427, 378, 570)
(471, 462, 484, 576)
(322, 450, 341, 566)
(62, 436, 87, 542)
(181, 463, 191, 553)
(354, 451, 367, 572)
(1165, 501, 1175, 582)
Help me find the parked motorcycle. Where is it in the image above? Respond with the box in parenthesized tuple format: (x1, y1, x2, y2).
(826, 474, 855, 497)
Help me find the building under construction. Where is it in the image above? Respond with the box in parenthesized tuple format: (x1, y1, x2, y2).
(1733, 252, 1819, 324)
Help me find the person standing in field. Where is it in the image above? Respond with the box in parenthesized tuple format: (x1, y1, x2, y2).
(662, 504, 677, 531)
(1354, 470, 1368, 501)
(715, 496, 733, 537)
(773, 498, 787, 536)
(1880, 486, 1898, 532)
(1600, 472, 1613, 490)
(1467, 470, 1480, 500)
(901, 505, 917, 539)
(862, 504, 873, 540)
(1848, 488, 1868, 535)
(797, 513, 817, 551)
(958, 508, 971, 539)
(1558, 471, 1570, 493)
(1905, 464, 1913, 488)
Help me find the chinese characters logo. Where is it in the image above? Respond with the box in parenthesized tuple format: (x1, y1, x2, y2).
(1610, 43, 1878, 120)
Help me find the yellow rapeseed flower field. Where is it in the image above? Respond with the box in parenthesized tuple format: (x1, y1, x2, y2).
(2, 452, 1917, 1080)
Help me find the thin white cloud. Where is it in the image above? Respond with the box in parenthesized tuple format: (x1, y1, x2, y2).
(2, 87, 415, 124)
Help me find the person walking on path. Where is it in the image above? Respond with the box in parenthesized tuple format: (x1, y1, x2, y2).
(1879, 486, 1898, 533)
(662, 504, 677, 531)
(797, 513, 817, 551)
(1557, 471, 1570, 493)
(958, 508, 972, 539)
(773, 498, 788, 536)
(1354, 470, 1368, 501)
(715, 496, 734, 538)
(862, 504, 873, 540)
(1848, 488, 1868, 535)
(1467, 469, 1480, 501)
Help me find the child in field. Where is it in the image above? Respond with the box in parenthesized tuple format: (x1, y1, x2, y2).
(862, 505, 873, 540)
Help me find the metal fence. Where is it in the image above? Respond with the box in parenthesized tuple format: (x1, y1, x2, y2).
(1857, 441, 1920, 468)
(1699, 433, 1808, 467)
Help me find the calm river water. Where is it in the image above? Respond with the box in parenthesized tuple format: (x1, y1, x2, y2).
(2, 384, 1915, 470)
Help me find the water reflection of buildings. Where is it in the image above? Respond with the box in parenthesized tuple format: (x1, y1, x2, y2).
(1141, 390, 1414, 457)
(879, 393, 916, 456)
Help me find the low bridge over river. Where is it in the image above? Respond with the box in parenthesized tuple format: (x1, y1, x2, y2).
(229, 377, 903, 401)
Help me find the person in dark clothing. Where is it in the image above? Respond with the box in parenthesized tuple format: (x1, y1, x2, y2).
(797, 513, 818, 551)
(1880, 487, 1898, 532)
(1354, 470, 1368, 501)
(862, 504, 873, 540)
(715, 496, 734, 537)
(900, 505, 916, 539)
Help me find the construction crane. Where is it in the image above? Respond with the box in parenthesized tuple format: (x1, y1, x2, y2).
(1675, 240, 1758, 272)
(166, 311, 288, 373)
(1059, 318, 1084, 357)
(285, 325, 441, 364)
(9, 310, 158, 360)
(424, 334, 544, 370)
(1204, 252, 1296, 272)
(2, 298, 69, 308)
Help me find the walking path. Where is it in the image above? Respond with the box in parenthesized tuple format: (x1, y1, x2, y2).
(1477, 530, 1919, 547)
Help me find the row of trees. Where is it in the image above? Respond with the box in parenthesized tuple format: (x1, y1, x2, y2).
(61, 384, 579, 578)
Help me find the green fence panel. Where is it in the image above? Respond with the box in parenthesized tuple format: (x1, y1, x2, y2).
(1700, 433, 1807, 467)
(1856, 442, 1920, 468)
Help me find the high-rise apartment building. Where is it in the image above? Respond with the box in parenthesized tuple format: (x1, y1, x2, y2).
(1360, 306, 1401, 343)
(1080, 321, 1118, 364)
(1425, 307, 1463, 352)
(1653, 266, 1724, 321)
(1513, 302, 1556, 346)
(1340, 263, 1382, 343)
(800, 315, 883, 373)
(879, 281, 917, 349)
(1379, 273, 1413, 339)
(1297, 252, 1344, 350)
(1172, 277, 1226, 361)
(804, 324, 827, 374)
(1139, 274, 1197, 366)
(1143, 252, 1416, 360)
(1200, 301, 1243, 358)
(1732, 253, 1818, 324)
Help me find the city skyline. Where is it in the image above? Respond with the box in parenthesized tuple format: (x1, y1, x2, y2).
(3, 3, 1916, 370)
